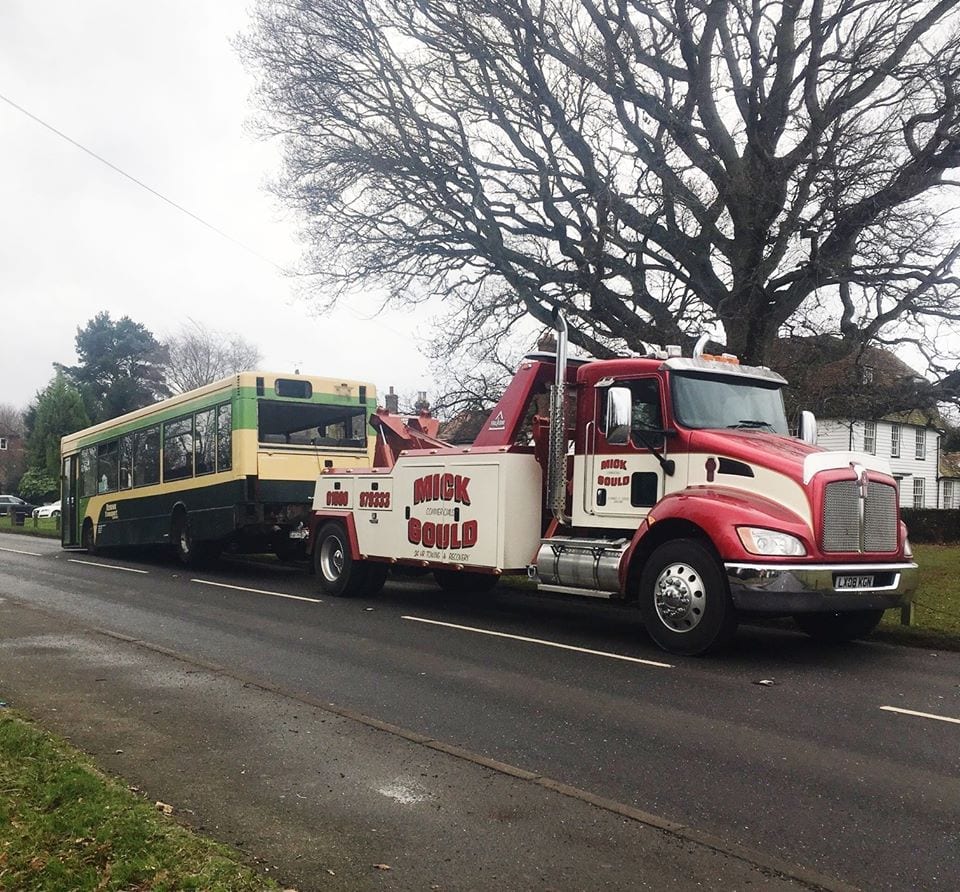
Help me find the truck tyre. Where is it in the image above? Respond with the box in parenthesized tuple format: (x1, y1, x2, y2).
(793, 609, 884, 644)
(434, 569, 498, 595)
(638, 539, 737, 656)
(313, 522, 369, 597)
(365, 563, 390, 597)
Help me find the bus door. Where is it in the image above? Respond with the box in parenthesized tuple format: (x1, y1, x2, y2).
(61, 455, 79, 547)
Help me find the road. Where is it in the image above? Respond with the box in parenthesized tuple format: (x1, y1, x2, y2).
(1, 531, 958, 890)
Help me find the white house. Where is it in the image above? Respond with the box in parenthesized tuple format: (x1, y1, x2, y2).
(817, 416, 945, 509)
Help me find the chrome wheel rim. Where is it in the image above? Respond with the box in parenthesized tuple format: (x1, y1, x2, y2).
(320, 535, 345, 582)
(654, 562, 706, 632)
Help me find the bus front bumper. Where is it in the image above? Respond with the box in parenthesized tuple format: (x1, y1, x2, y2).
(725, 562, 919, 613)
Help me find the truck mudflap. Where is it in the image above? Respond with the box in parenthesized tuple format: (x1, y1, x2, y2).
(725, 562, 918, 613)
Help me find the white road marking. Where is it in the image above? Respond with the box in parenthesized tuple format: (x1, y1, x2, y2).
(68, 559, 148, 574)
(191, 578, 322, 604)
(0, 545, 43, 556)
(402, 616, 673, 669)
(880, 706, 960, 726)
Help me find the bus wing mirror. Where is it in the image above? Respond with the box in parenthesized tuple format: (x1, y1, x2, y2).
(605, 386, 631, 445)
(798, 410, 817, 445)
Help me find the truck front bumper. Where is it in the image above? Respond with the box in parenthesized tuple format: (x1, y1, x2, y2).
(725, 562, 919, 614)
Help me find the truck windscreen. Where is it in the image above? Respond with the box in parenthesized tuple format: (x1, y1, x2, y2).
(671, 372, 789, 435)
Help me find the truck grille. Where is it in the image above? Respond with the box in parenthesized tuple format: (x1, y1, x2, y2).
(821, 480, 897, 553)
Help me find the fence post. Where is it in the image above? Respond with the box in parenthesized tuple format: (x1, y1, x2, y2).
(900, 602, 915, 626)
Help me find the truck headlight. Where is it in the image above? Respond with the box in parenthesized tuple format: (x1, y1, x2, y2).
(737, 527, 807, 557)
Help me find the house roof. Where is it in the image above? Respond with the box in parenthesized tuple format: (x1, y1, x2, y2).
(940, 451, 960, 480)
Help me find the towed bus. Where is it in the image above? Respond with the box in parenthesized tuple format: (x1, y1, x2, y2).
(60, 371, 375, 563)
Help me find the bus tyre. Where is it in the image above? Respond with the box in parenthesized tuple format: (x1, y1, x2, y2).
(434, 569, 498, 595)
(81, 519, 98, 555)
(314, 522, 367, 597)
(793, 609, 885, 644)
(172, 511, 203, 567)
(638, 539, 737, 656)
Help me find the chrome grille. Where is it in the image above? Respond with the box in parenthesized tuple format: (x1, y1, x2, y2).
(865, 483, 898, 551)
(821, 479, 898, 553)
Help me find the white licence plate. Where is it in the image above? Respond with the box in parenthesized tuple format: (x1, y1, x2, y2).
(836, 575, 874, 589)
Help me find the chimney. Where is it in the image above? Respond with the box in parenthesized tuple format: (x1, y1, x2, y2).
(414, 390, 430, 415)
(385, 386, 399, 414)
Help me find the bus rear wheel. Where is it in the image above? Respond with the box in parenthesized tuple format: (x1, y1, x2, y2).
(172, 511, 205, 567)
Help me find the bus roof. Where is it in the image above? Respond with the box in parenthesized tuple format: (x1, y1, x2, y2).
(60, 370, 376, 451)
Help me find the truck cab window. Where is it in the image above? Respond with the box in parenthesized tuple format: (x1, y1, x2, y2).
(600, 379, 664, 449)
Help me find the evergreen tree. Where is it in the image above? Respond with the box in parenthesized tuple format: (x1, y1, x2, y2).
(57, 312, 170, 422)
(27, 373, 90, 478)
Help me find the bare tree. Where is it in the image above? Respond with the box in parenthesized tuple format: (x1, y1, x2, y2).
(243, 0, 960, 400)
(163, 320, 262, 393)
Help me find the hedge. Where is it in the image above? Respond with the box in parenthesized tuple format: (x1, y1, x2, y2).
(900, 508, 960, 544)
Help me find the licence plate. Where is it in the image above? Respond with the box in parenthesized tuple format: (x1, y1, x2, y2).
(288, 528, 309, 540)
(836, 575, 874, 589)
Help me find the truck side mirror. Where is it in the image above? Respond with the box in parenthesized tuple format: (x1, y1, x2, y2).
(798, 410, 817, 445)
(605, 386, 632, 445)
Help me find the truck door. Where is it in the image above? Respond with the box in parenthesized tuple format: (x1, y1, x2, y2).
(585, 377, 668, 521)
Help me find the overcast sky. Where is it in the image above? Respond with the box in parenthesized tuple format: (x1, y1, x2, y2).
(0, 1, 437, 411)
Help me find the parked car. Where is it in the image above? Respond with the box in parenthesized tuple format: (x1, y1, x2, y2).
(33, 499, 61, 519)
(0, 495, 37, 516)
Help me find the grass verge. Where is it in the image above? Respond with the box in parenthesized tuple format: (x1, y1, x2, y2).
(0, 710, 280, 891)
(0, 516, 60, 539)
(875, 544, 960, 651)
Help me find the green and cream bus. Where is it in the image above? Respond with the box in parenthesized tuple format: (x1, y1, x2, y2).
(60, 371, 375, 563)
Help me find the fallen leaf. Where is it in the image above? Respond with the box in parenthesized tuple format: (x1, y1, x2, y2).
(753, 679, 776, 686)
(373, 863, 392, 871)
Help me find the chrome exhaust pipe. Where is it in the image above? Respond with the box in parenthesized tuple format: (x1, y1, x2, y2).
(547, 312, 571, 526)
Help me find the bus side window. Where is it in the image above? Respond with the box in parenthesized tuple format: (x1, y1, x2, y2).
(134, 427, 161, 487)
(119, 436, 134, 490)
(97, 441, 119, 493)
(163, 417, 194, 481)
(217, 404, 232, 472)
(80, 446, 96, 497)
(194, 408, 216, 475)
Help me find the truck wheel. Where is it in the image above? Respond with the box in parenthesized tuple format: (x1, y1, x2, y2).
(365, 563, 389, 597)
(638, 539, 737, 656)
(793, 609, 885, 644)
(313, 522, 368, 597)
(434, 569, 498, 595)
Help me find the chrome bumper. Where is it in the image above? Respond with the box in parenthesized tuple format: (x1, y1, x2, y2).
(725, 562, 919, 614)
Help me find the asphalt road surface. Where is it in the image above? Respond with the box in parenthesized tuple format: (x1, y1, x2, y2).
(1, 532, 957, 890)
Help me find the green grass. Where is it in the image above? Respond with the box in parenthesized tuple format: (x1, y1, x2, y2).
(875, 544, 960, 651)
(0, 515, 60, 539)
(0, 711, 280, 891)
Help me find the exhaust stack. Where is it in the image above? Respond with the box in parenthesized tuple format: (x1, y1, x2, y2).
(547, 312, 571, 526)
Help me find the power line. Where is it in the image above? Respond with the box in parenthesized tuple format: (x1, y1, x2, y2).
(0, 90, 286, 272)
(0, 90, 413, 341)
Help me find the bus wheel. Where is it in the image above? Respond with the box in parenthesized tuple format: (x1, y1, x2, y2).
(314, 522, 367, 597)
(434, 569, 498, 595)
(172, 511, 201, 567)
(793, 609, 884, 644)
(638, 539, 737, 656)
(81, 519, 98, 555)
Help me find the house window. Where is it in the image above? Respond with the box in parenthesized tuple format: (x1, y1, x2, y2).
(863, 421, 876, 455)
(0, 437, 6, 451)
(913, 477, 925, 509)
(890, 423, 900, 458)
(915, 428, 926, 460)
(945, 480, 956, 510)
